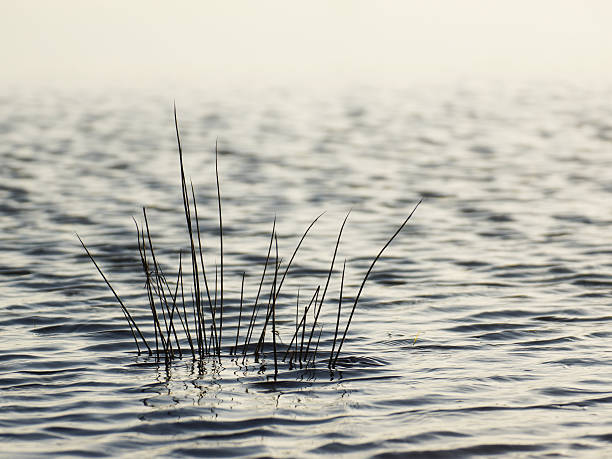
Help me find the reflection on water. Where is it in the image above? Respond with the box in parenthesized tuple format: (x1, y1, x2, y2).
(2, 82, 612, 456)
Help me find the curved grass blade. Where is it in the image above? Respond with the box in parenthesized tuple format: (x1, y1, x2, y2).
(332, 199, 421, 367)
(304, 211, 350, 358)
(77, 234, 151, 355)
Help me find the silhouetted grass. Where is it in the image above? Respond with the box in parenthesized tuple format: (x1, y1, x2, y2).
(78, 108, 421, 377)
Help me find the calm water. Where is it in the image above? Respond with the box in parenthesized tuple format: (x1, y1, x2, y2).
(2, 82, 612, 457)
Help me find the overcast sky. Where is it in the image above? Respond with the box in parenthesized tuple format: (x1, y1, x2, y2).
(2, 1, 612, 89)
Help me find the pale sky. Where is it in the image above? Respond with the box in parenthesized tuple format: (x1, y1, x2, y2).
(2, 0, 612, 89)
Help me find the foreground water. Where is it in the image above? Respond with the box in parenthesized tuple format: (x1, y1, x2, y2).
(1, 82, 612, 457)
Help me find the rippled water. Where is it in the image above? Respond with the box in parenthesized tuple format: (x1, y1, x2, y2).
(2, 82, 612, 457)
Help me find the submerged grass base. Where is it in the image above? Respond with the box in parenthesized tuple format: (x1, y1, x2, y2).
(78, 107, 421, 377)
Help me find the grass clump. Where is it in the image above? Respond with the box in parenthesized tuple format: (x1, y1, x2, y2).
(78, 106, 421, 375)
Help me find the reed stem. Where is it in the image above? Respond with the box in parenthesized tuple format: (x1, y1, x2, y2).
(332, 199, 422, 367)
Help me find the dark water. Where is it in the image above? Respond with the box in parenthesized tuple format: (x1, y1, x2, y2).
(2, 82, 612, 457)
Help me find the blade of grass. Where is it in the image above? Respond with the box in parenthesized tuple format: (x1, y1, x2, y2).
(143, 207, 173, 358)
(178, 253, 196, 359)
(242, 218, 275, 361)
(174, 103, 207, 359)
(272, 234, 279, 377)
(308, 326, 323, 368)
(304, 211, 349, 358)
(255, 212, 324, 357)
(190, 181, 212, 356)
(300, 287, 318, 367)
(213, 263, 219, 359)
(329, 260, 346, 367)
(332, 199, 421, 367)
(283, 285, 320, 361)
(273, 212, 324, 302)
(254, 259, 278, 362)
(233, 272, 245, 356)
(77, 234, 151, 355)
(140, 222, 170, 358)
(215, 139, 224, 359)
(133, 218, 160, 356)
(165, 253, 184, 359)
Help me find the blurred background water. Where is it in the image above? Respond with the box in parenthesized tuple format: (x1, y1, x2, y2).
(2, 81, 612, 457)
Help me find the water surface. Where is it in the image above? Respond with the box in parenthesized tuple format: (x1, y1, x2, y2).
(2, 82, 612, 457)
